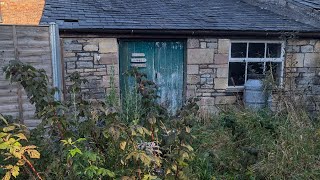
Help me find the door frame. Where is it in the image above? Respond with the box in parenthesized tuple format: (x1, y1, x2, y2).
(118, 38, 188, 106)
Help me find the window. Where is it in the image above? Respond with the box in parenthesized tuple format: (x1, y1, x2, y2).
(228, 41, 284, 87)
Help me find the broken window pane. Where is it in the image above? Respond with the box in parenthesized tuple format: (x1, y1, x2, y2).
(231, 43, 247, 58)
(248, 43, 265, 58)
(265, 62, 282, 85)
(267, 43, 282, 58)
(228, 62, 246, 86)
(247, 62, 264, 79)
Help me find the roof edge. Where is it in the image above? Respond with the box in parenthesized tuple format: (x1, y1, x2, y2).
(59, 28, 320, 38)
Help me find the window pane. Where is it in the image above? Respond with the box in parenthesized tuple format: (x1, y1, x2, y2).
(267, 43, 282, 58)
(228, 62, 246, 86)
(231, 43, 247, 58)
(248, 43, 265, 58)
(265, 62, 282, 85)
(247, 62, 264, 79)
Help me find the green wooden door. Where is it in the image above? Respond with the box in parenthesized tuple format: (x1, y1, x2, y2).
(119, 40, 185, 114)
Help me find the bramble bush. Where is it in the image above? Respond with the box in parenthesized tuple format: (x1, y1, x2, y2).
(1, 61, 195, 180)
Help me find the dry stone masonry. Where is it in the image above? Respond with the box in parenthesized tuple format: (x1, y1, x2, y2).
(61, 37, 320, 114)
(186, 38, 237, 114)
(63, 38, 119, 100)
(284, 39, 320, 111)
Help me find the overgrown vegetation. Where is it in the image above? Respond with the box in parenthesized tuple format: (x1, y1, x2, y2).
(1, 61, 195, 179)
(1, 61, 320, 179)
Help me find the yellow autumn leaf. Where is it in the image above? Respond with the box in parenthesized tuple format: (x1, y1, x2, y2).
(26, 149, 40, 159)
(185, 126, 191, 133)
(16, 159, 25, 166)
(3, 126, 15, 133)
(120, 141, 127, 150)
(14, 133, 27, 141)
(3, 171, 11, 180)
(11, 166, 19, 178)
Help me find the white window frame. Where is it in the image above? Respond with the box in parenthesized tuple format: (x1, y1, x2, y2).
(228, 40, 285, 88)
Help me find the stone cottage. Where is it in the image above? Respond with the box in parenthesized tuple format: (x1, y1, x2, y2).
(40, 0, 320, 113)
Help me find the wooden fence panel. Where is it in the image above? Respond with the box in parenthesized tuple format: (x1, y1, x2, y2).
(0, 25, 52, 129)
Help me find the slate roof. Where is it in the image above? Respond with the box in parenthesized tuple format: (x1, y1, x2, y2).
(292, 0, 320, 9)
(40, 0, 320, 32)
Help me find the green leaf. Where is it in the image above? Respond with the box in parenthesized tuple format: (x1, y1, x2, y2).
(106, 169, 116, 178)
(0, 142, 9, 150)
(69, 147, 82, 157)
(0, 132, 8, 138)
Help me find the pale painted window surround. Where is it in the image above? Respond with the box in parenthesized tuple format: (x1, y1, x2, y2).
(228, 40, 285, 88)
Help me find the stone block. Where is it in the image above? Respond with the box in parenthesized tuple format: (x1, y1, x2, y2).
(79, 57, 93, 61)
(107, 65, 119, 75)
(214, 78, 228, 89)
(186, 89, 196, 98)
(199, 68, 213, 74)
(301, 45, 314, 53)
(286, 46, 300, 53)
(215, 96, 237, 104)
(214, 54, 228, 64)
(77, 52, 91, 57)
(64, 57, 77, 62)
(205, 38, 218, 43)
(187, 49, 214, 64)
(187, 39, 200, 48)
(200, 78, 206, 85)
(207, 78, 214, 84)
(64, 52, 75, 57)
(216, 67, 229, 78)
(287, 40, 309, 46)
(99, 38, 118, 53)
(218, 39, 230, 54)
(304, 53, 320, 67)
(201, 84, 214, 88)
(83, 44, 98, 51)
(94, 71, 107, 76)
(285, 53, 304, 68)
(187, 65, 199, 74)
(200, 42, 207, 48)
(98, 53, 119, 65)
(102, 75, 120, 88)
(315, 41, 320, 52)
(66, 62, 76, 69)
(199, 97, 215, 106)
(77, 61, 93, 68)
(207, 42, 217, 49)
(187, 75, 200, 84)
(201, 74, 211, 78)
(64, 44, 83, 51)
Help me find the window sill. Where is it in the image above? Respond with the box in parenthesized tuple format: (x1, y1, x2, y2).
(226, 86, 244, 92)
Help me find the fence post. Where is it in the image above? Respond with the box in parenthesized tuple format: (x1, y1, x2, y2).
(49, 23, 63, 101)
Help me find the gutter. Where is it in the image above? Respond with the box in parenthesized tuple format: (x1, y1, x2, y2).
(58, 28, 320, 39)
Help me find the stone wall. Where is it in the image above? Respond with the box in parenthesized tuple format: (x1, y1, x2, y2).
(61, 37, 320, 113)
(284, 39, 320, 111)
(186, 38, 237, 114)
(63, 38, 119, 100)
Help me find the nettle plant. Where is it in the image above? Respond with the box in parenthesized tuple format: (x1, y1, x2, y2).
(1, 61, 197, 180)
